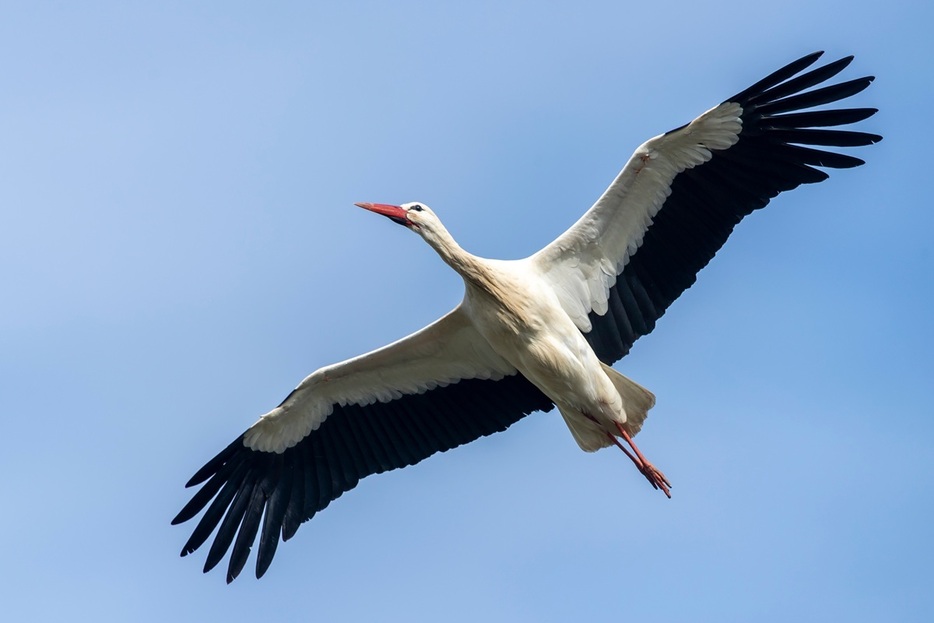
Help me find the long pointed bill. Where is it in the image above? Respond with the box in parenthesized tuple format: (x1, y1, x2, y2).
(354, 202, 411, 227)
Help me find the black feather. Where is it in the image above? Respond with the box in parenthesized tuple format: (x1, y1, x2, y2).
(175, 374, 552, 579)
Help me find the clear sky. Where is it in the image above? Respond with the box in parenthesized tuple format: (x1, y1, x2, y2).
(2, 1, 931, 621)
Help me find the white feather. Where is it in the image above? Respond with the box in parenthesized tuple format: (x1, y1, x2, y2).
(243, 305, 516, 452)
(533, 102, 742, 326)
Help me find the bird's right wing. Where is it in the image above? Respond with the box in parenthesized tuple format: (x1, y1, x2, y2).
(531, 52, 880, 364)
(173, 305, 554, 582)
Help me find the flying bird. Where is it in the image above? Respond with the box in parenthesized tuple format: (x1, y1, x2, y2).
(174, 51, 880, 582)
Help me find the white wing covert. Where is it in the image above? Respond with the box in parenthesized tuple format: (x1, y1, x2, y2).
(243, 306, 518, 453)
(533, 102, 743, 331)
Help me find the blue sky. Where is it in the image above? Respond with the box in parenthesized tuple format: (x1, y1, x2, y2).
(2, 1, 932, 621)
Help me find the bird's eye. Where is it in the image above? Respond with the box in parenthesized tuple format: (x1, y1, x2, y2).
(410, 204, 423, 212)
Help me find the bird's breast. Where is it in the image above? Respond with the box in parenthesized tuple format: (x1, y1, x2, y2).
(462, 268, 606, 405)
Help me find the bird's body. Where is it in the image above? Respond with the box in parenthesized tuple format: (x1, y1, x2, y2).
(247, 217, 653, 457)
(174, 52, 880, 582)
(453, 249, 649, 453)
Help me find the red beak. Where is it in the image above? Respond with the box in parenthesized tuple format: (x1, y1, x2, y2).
(354, 202, 411, 227)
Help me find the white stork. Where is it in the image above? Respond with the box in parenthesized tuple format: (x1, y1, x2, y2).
(173, 52, 880, 582)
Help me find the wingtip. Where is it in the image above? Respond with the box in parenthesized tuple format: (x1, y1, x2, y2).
(800, 50, 825, 67)
(830, 55, 855, 72)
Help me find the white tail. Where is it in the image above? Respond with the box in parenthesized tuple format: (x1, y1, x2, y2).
(600, 363, 655, 437)
(559, 365, 656, 452)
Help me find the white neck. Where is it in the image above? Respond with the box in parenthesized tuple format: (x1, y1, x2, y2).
(420, 222, 490, 289)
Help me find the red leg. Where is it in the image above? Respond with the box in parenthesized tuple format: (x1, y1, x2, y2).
(615, 422, 671, 498)
(582, 413, 671, 498)
(603, 431, 643, 470)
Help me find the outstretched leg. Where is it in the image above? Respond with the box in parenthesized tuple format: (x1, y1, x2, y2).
(613, 422, 671, 498)
(583, 413, 671, 497)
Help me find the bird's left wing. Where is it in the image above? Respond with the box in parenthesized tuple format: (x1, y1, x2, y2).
(531, 52, 880, 363)
(173, 305, 553, 582)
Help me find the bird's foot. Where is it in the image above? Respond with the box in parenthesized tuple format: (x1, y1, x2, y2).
(586, 413, 673, 498)
(609, 421, 672, 498)
(638, 461, 671, 498)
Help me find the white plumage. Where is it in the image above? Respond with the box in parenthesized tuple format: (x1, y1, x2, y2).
(174, 52, 880, 582)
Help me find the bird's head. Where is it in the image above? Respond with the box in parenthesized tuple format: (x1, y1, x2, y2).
(354, 202, 439, 236)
